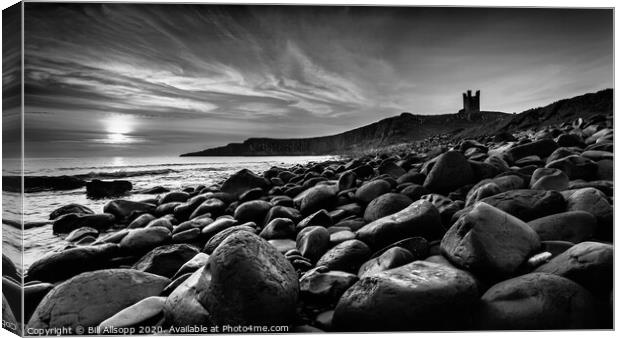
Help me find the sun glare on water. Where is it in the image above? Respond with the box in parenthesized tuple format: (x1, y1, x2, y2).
(102, 114, 134, 144)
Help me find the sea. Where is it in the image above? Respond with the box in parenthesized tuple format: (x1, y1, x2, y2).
(2, 155, 339, 272)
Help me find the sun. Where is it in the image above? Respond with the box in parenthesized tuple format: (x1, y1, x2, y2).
(102, 114, 134, 144)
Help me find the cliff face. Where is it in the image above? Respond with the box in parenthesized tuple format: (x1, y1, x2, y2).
(181, 111, 507, 156)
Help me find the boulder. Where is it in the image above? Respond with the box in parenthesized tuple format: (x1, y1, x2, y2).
(363, 193, 413, 222)
(49, 203, 94, 220)
(159, 191, 190, 204)
(200, 231, 298, 325)
(221, 169, 269, 198)
(65, 227, 99, 242)
(441, 202, 540, 278)
(530, 167, 569, 191)
(163, 267, 211, 326)
(316, 239, 371, 273)
(233, 200, 272, 224)
(295, 185, 337, 216)
(399, 184, 429, 201)
(27, 269, 169, 330)
(98, 296, 166, 329)
(460, 189, 566, 222)
(333, 261, 478, 331)
(26, 244, 121, 283)
(259, 218, 295, 240)
(189, 198, 226, 219)
(355, 179, 391, 204)
(423, 151, 475, 193)
(200, 217, 238, 241)
(86, 179, 132, 198)
(477, 273, 598, 329)
(296, 209, 333, 230)
(202, 224, 256, 254)
(507, 139, 559, 161)
(337, 171, 357, 191)
(119, 227, 172, 254)
(356, 200, 442, 250)
(564, 188, 612, 241)
(534, 241, 612, 296)
(52, 213, 115, 234)
(263, 206, 302, 226)
(358, 246, 414, 278)
(171, 252, 210, 280)
(527, 211, 597, 243)
(299, 267, 359, 302)
(296, 226, 330, 263)
(132, 244, 199, 278)
(546, 155, 598, 180)
(127, 213, 156, 229)
(103, 200, 156, 224)
(378, 161, 406, 178)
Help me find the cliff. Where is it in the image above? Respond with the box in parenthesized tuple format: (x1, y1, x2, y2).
(181, 111, 507, 156)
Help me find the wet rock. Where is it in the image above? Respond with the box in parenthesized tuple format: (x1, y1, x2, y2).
(596, 159, 613, 180)
(163, 267, 211, 326)
(363, 193, 413, 222)
(337, 171, 357, 191)
(358, 247, 414, 278)
(527, 211, 596, 243)
(127, 213, 156, 229)
(296, 209, 333, 231)
(200, 218, 238, 240)
(299, 267, 358, 302)
(264, 206, 302, 226)
(49, 203, 93, 220)
(86, 179, 132, 198)
(529, 167, 569, 190)
(329, 230, 355, 246)
(220, 169, 269, 198)
(132, 244, 198, 278)
(119, 227, 172, 254)
(399, 184, 429, 201)
(268, 239, 297, 254)
(202, 224, 256, 254)
(26, 244, 121, 283)
(441, 202, 540, 278)
(370, 236, 429, 261)
(355, 179, 391, 203)
(200, 231, 298, 325)
(333, 261, 478, 331)
(296, 226, 330, 263)
(357, 200, 442, 250)
(104, 200, 156, 224)
(160, 191, 190, 204)
(238, 187, 263, 202)
(233, 200, 272, 224)
(52, 213, 115, 234)
(154, 202, 182, 217)
(65, 227, 99, 242)
(259, 218, 295, 240)
(98, 296, 166, 329)
(24, 282, 54, 324)
(423, 151, 475, 194)
(378, 161, 406, 178)
(295, 185, 337, 216)
(507, 139, 559, 161)
(171, 227, 201, 243)
(189, 198, 226, 219)
(477, 273, 598, 329)
(546, 155, 598, 180)
(465, 182, 501, 207)
(534, 241, 612, 296)
(173, 195, 208, 221)
(27, 269, 169, 330)
(138, 186, 169, 194)
(171, 252, 210, 280)
(316, 239, 371, 273)
(564, 188, 612, 240)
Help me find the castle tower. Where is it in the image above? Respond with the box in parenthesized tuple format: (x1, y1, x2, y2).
(461, 90, 480, 113)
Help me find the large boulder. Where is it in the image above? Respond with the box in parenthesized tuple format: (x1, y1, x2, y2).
(527, 211, 597, 243)
(163, 267, 211, 326)
(49, 203, 94, 220)
(295, 185, 337, 216)
(477, 273, 599, 329)
(315, 239, 371, 273)
(52, 213, 115, 234)
(202, 224, 256, 254)
(259, 218, 295, 240)
(423, 151, 475, 194)
(98, 296, 166, 329)
(529, 167, 569, 191)
(564, 188, 612, 241)
(199, 231, 298, 325)
(132, 244, 198, 278)
(299, 267, 358, 303)
(233, 200, 272, 224)
(26, 244, 121, 283)
(86, 179, 132, 198)
(358, 246, 414, 278)
(27, 269, 169, 330)
(354, 179, 391, 204)
(221, 169, 269, 198)
(333, 261, 479, 331)
(363, 193, 413, 222)
(507, 139, 559, 161)
(119, 227, 172, 254)
(103, 200, 156, 224)
(356, 200, 442, 250)
(441, 202, 540, 278)
(296, 226, 330, 263)
(534, 241, 612, 296)
(189, 198, 226, 219)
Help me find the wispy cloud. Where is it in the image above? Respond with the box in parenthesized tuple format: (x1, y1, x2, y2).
(23, 4, 612, 157)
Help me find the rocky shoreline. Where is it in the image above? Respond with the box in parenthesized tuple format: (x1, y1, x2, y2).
(3, 113, 613, 333)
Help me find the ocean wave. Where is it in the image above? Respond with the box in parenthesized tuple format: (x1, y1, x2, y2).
(73, 168, 178, 179)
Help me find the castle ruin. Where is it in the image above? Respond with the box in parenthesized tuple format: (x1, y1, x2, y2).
(461, 90, 480, 113)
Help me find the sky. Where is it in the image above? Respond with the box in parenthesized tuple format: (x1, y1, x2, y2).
(22, 4, 613, 157)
